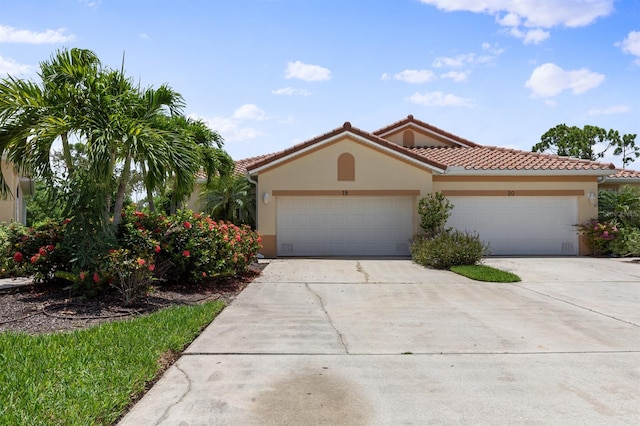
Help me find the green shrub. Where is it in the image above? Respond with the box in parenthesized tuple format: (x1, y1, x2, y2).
(418, 192, 453, 238)
(412, 230, 488, 270)
(608, 227, 640, 257)
(575, 219, 618, 256)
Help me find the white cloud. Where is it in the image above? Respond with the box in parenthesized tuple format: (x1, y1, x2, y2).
(271, 86, 312, 96)
(433, 52, 497, 68)
(194, 115, 264, 143)
(0, 25, 75, 44)
(382, 69, 436, 84)
(0, 56, 31, 75)
(407, 91, 475, 107)
(587, 105, 630, 116)
(285, 60, 331, 81)
(232, 104, 267, 121)
(525, 63, 605, 98)
(140, 33, 150, 39)
(616, 31, 640, 64)
(482, 42, 505, 55)
(419, 0, 613, 43)
(441, 70, 469, 82)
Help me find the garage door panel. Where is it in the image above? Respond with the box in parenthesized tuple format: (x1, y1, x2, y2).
(277, 196, 413, 256)
(446, 196, 578, 256)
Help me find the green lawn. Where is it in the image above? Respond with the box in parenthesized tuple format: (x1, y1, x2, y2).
(450, 264, 521, 282)
(0, 301, 224, 425)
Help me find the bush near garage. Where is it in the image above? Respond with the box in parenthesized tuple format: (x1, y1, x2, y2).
(411, 230, 489, 270)
(2, 208, 262, 301)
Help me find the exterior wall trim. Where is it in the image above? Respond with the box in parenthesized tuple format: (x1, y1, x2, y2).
(272, 189, 421, 196)
(441, 190, 584, 197)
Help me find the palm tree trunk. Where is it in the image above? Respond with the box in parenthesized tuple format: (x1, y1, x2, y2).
(112, 154, 131, 227)
(60, 132, 74, 174)
(140, 162, 155, 212)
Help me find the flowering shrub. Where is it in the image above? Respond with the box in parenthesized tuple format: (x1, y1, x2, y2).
(575, 219, 618, 256)
(101, 249, 156, 305)
(3, 220, 70, 282)
(118, 208, 261, 284)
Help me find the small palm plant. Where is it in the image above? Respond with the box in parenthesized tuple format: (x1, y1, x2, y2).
(200, 175, 256, 227)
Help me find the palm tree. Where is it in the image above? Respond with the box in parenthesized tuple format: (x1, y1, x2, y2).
(200, 174, 256, 227)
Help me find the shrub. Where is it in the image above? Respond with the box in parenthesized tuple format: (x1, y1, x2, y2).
(418, 192, 453, 238)
(118, 207, 262, 284)
(598, 186, 640, 229)
(575, 219, 618, 256)
(102, 249, 156, 305)
(412, 230, 488, 270)
(608, 227, 640, 257)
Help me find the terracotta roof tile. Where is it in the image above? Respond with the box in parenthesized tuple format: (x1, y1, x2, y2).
(408, 146, 617, 171)
(373, 114, 478, 147)
(244, 122, 448, 172)
(606, 168, 640, 179)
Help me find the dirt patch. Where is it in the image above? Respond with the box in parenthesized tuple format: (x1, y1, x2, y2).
(0, 263, 266, 335)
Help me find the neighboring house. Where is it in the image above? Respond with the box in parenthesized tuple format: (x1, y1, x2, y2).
(234, 115, 640, 258)
(0, 159, 32, 225)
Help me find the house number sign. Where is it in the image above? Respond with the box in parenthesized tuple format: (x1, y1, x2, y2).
(507, 190, 515, 196)
(342, 190, 349, 196)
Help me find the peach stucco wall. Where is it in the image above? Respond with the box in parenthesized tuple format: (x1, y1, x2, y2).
(254, 137, 435, 256)
(383, 128, 452, 147)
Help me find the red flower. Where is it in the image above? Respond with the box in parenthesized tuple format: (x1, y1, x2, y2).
(13, 252, 23, 262)
(201, 272, 207, 278)
(155, 245, 161, 253)
(182, 250, 190, 257)
(39, 247, 47, 256)
(137, 258, 146, 266)
(79, 272, 86, 281)
(183, 221, 192, 229)
(235, 234, 241, 242)
(62, 218, 71, 225)
(46, 244, 55, 251)
(30, 254, 40, 264)
(149, 264, 155, 272)
(93, 273, 100, 283)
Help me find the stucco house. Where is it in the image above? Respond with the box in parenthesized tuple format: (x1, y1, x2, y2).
(0, 159, 32, 225)
(230, 115, 640, 258)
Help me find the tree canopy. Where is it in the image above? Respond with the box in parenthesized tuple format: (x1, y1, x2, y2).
(532, 124, 639, 168)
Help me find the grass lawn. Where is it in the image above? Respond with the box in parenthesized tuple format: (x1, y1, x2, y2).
(450, 264, 521, 282)
(0, 301, 224, 425)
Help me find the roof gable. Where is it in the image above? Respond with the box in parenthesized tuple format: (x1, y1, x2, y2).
(246, 122, 447, 175)
(373, 114, 477, 148)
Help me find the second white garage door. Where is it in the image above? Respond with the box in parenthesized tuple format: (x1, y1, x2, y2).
(277, 196, 414, 256)
(446, 196, 579, 256)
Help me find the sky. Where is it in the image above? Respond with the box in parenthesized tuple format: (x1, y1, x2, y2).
(1, 0, 640, 169)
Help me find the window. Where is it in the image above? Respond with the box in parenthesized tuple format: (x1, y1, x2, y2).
(337, 153, 355, 181)
(403, 130, 415, 147)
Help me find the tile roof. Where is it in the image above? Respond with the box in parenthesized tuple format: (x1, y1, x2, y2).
(232, 116, 634, 177)
(605, 168, 640, 180)
(408, 145, 617, 171)
(373, 114, 478, 147)
(244, 122, 448, 172)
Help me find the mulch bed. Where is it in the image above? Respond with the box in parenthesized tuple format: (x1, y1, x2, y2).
(0, 263, 265, 335)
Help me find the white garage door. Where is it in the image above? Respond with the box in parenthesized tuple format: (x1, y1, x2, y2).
(446, 197, 578, 256)
(277, 196, 414, 256)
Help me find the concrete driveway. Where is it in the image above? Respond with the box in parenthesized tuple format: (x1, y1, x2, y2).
(119, 258, 640, 425)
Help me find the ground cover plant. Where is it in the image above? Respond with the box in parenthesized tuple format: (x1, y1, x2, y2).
(450, 264, 521, 282)
(0, 301, 224, 425)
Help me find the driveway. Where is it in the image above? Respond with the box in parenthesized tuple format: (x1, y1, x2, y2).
(119, 258, 640, 425)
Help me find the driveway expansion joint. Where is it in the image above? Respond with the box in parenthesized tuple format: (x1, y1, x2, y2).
(514, 283, 640, 328)
(305, 283, 349, 354)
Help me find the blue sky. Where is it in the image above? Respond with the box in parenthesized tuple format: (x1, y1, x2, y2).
(1, 0, 639, 169)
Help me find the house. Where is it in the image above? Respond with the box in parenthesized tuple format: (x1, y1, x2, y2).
(0, 159, 32, 225)
(232, 115, 640, 258)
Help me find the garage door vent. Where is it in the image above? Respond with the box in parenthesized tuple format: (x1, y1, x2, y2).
(561, 242, 574, 254)
(397, 243, 409, 255)
(280, 243, 294, 255)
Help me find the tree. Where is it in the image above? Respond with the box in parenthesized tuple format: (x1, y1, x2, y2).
(200, 175, 256, 227)
(532, 124, 639, 168)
